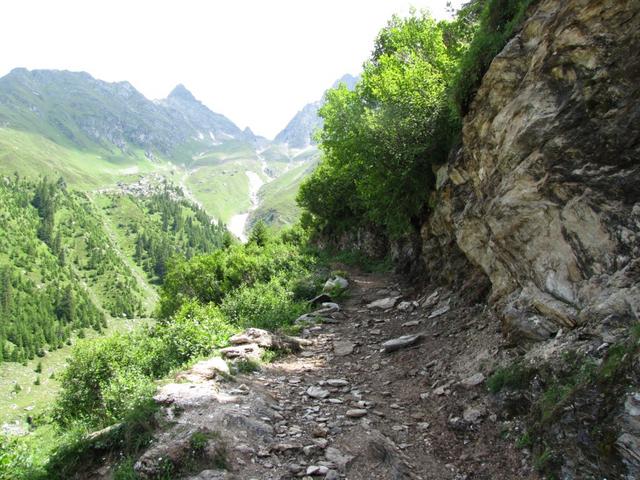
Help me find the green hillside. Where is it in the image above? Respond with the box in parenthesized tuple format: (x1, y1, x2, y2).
(0, 176, 144, 365)
(249, 157, 319, 229)
(0, 127, 167, 189)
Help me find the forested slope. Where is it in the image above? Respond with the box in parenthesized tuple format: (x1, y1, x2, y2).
(0, 176, 228, 366)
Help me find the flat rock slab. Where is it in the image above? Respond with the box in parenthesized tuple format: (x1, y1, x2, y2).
(219, 343, 262, 360)
(176, 357, 230, 382)
(346, 409, 368, 418)
(306, 386, 330, 399)
(367, 296, 402, 310)
(428, 304, 450, 319)
(333, 340, 355, 356)
(382, 334, 423, 353)
(311, 302, 341, 316)
(460, 372, 485, 388)
(402, 320, 420, 327)
(325, 378, 349, 387)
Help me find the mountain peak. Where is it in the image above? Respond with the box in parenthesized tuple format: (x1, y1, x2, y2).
(168, 84, 197, 103)
(331, 73, 359, 90)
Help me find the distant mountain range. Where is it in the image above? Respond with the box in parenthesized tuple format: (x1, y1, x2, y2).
(0, 67, 358, 229)
(0, 68, 257, 162)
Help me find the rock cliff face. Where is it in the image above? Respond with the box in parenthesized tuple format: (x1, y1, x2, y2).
(418, 0, 640, 477)
(427, 0, 640, 343)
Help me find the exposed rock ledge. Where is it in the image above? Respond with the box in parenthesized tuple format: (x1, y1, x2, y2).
(425, 0, 640, 344)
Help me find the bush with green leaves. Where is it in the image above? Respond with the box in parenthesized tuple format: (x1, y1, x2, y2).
(154, 301, 238, 362)
(0, 434, 34, 480)
(55, 302, 237, 428)
(221, 277, 306, 331)
(452, 0, 535, 114)
(158, 241, 314, 318)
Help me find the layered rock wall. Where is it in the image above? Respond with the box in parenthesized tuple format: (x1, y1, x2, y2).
(427, 0, 640, 343)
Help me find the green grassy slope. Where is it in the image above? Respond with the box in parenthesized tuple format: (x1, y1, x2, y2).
(0, 128, 168, 189)
(249, 156, 319, 229)
(185, 155, 269, 223)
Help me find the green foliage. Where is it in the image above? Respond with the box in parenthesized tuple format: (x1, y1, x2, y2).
(42, 399, 158, 480)
(158, 241, 313, 318)
(516, 431, 533, 449)
(221, 278, 306, 331)
(533, 447, 556, 473)
(189, 431, 209, 452)
(452, 0, 535, 114)
(113, 457, 138, 480)
(100, 185, 227, 283)
(299, 12, 461, 236)
(486, 362, 535, 393)
(247, 220, 270, 246)
(0, 175, 147, 365)
(298, 1, 535, 238)
(54, 300, 238, 428)
(53, 333, 157, 427)
(316, 247, 393, 273)
(0, 434, 36, 480)
(260, 349, 281, 364)
(234, 359, 261, 374)
(155, 301, 238, 362)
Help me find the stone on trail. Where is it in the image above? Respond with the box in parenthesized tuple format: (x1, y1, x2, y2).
(325, 378, 349, 387)
(229, 328, 302, 352)
(428, 304, 450, 319)
(382, 334, 423, 353)
(219, 343, 262, 360)
(325, 446, 354, 470)
(367, 296, 402, 310)
(306, 386, 330, 399)
(306, 465, 330, 476)
(333, 340, 355, 356)
(311, 302, 341, 316)
(323, 276, 349, 292)
(185, 470, 230, 480)
(309, 293, 332, 306)
(295, 313, 319, 325)
(463, 405, 485, 423)
(346, 408, 368, 418)
(402, 320, 420, 327)
(460, 372, 485, 388)
(397, 300, 418, 312)
(421, 290, 440, 308)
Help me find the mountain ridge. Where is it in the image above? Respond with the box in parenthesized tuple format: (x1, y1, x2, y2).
(273, 73, 359, 148)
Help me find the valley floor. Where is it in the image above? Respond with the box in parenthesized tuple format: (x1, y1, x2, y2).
(95, 268, 539, 480)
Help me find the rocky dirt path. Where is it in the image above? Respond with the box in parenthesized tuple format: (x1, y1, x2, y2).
(129, 269, 539, 480)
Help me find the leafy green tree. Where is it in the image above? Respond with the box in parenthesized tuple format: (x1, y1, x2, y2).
(298, 12, 461, 236)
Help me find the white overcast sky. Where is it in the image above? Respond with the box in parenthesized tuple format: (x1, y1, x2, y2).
(0, 0, 464, 139)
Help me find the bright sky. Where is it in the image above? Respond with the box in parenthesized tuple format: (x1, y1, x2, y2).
(0, 0, 464, 139)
